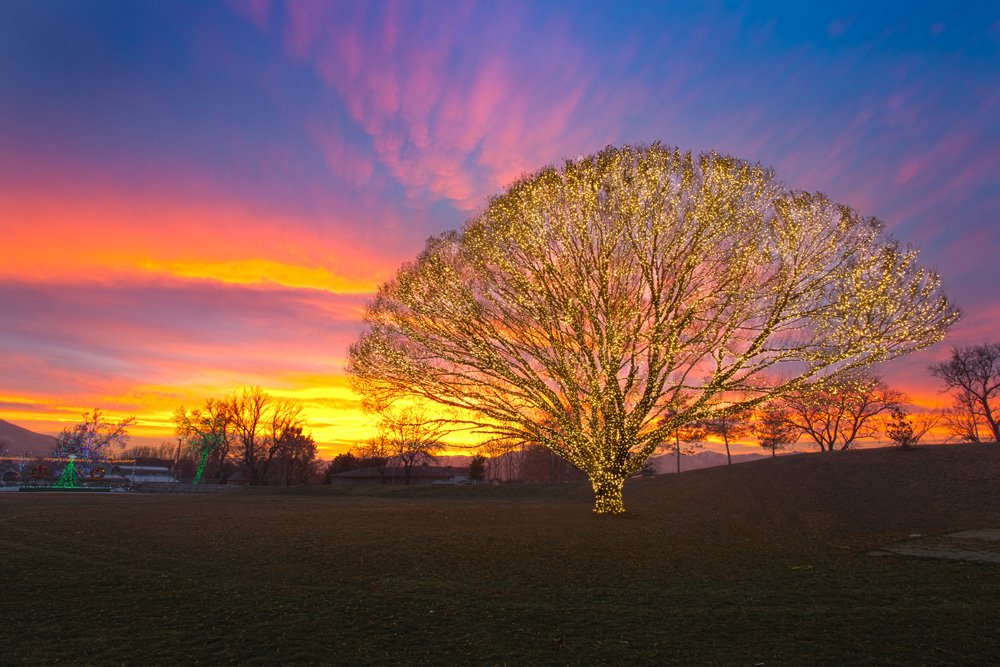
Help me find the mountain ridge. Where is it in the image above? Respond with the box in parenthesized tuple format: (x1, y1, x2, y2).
(432, 449, 768, 474)
(0, 419, 58, 455)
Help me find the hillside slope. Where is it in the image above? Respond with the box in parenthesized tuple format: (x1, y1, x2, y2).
(0, 419, 57, 455)
(648, 449, 767, 473)
(435, 449, 767, 473)
(626, 443, 1000, 538)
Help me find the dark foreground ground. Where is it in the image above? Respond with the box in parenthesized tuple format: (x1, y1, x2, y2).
(3, 445, 1000, 666)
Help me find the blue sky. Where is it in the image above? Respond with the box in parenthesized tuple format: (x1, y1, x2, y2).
(1, 0, 997, 448)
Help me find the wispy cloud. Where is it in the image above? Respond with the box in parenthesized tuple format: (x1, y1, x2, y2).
(281, 1, 623, 209)
(1, 0, 997, 447)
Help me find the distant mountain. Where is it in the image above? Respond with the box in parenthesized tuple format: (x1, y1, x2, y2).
(433, 454, 475, 467)
(434, 450, 767, 475)
(647, 450, 768, 474)
(0, 419, 58, 456)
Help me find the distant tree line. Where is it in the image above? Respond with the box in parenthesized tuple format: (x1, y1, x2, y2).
(324, 345, 1000, 484)
(173, 386, 318, 485)
(324, 439, 585, 484)
(44, 343, 999, 490)
(664, 342, 1000, 458)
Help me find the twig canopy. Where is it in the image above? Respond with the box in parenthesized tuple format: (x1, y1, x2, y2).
(349, 144, 959, 514)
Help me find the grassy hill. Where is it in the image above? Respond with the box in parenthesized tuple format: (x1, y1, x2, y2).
(0, 419, 57, 455)
(3, 444, 999, 665)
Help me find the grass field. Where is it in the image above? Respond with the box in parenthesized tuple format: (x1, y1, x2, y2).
(3, 445, 1000, 665)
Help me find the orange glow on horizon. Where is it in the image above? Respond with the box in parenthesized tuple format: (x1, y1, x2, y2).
(0, 184, 975, 460)
(2, 382, 964, 461)
(0, 188, 395, 292)
(140, 259, 377, 294)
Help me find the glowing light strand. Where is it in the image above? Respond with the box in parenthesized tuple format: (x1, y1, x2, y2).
(349, 144, 959, 514)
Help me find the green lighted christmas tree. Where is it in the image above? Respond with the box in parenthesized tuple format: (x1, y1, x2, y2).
(53, 457, 79, 488)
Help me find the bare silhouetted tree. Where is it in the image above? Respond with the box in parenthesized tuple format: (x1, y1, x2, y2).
(782, 373, 904, 452)
(941, 391, 987, 443)
(929, 343, 1000, 443)
(178, 387, 310, 485)
(354, 433, 393, 483)
(271, 426, 317, 486)
(378, 408, 445, 484)
(229, 387, 307, 485)
(754, 407, 799, 457)
(701, 409, 752, 465)
(885, 407, 940, 449)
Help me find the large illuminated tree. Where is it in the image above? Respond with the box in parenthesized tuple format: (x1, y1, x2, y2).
(348, 144, 958, 514)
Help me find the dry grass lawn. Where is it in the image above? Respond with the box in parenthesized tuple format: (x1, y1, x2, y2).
(3, 444, 999, 665)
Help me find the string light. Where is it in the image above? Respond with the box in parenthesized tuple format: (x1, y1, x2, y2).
(53, 456, 79, 489)
(348, 143, 959, 514)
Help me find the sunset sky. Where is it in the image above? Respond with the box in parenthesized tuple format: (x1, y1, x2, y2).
(2, 1, 998, 455)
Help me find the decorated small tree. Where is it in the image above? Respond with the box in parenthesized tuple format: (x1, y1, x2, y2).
(53, 456, 79, 488)
(55, 410, 134, 481)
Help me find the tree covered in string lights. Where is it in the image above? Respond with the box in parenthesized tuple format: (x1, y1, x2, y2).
(348, 143, 959, 515)
(175, 387, 313, 485)
(174, 401, 231, 485)
(55, 410, 134, 479)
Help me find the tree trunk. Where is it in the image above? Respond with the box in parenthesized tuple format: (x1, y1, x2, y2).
(172, 439, 182, 476)
(724, 436, 732, 465)
(193, 448, 210, 485)
(590, 471, 626, 516)
(982, 398, 1000, 442)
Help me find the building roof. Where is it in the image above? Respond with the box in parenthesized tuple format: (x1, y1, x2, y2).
(112, 465, 173, 474)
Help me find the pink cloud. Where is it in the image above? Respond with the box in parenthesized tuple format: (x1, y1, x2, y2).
(282, 0, 332, 59)
(277, 2, 618, 210)
(0, 175, 433, 299)
(0, 277, 376, 449)
(893, 130, 972, 187)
